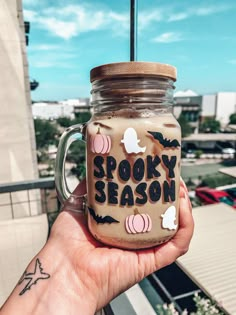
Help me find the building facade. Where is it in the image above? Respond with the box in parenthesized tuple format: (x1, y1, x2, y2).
(32, 98, 91, 120)
(0, 0, 39, 218)
(174, 94, 202, 133)
(174, 90, 236, 132)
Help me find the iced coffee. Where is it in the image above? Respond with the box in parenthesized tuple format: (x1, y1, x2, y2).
(86, 107, 181, 249)
(55, 61, 181, 249)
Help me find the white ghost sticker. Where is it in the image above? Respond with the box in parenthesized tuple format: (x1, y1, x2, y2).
(161, 206, 177, 230)
(121, 127, 146, 154)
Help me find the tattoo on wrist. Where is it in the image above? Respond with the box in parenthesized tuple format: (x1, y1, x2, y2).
(18, 258, 50, 296)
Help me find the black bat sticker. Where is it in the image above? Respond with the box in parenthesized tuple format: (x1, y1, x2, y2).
(88, 207, 120, 224)
(148, 131, 180, 148)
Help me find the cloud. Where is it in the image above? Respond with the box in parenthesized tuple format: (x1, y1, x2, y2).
(152, 32, 184, 43)
(228, 59, 236, 65)
(28, 44, 60, 51)
(22, 0, 39, 5)
(168, 12, 189, 22)
(23, 2, 233, 40)
(23, 9, 37, 20)
(29, 52, 77, 68)
(23, 4, 129, 40)
(138, 10, 163, 29)
(37, 17, 78, 40)
(195, 5, 231, 16)
(168, 4, 231, 22)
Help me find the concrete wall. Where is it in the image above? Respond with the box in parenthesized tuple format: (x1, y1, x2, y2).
(0, 0, 40, 219)
(201, 94, 216, 117)
(0, 0, 38, 184)
(216, 92, 236, 125)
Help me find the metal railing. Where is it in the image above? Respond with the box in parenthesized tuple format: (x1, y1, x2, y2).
(0, 177, 60, 221)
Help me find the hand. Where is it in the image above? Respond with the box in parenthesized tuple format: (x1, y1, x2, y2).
(1, 178, 193, 315)
(48, 178, 194, 313)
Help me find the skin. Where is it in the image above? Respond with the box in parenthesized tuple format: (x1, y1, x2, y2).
(0, 178, 193, 315)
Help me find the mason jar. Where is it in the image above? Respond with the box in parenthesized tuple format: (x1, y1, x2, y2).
(55, 61, 181, 249)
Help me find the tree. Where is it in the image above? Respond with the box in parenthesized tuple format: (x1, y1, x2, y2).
(73, 112, 91, 125)
(56, 117, 72, 128)
(56, 112, 91, 129)
(67, 141, 86, 181)
(34, 119, 58, 149)
(177, 114, 192, 137)
(229, 113, 236, 124)
(199, 118, 221, 133)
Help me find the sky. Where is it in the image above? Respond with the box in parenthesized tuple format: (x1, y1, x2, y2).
(23, 0, 236, 101)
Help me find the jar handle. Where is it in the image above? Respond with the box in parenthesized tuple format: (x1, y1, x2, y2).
(55, 124, 86, 211)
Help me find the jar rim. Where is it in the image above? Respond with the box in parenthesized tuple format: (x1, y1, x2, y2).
(90, 61, 177, 83)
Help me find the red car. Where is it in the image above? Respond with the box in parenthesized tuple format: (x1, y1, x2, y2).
(195, 187, 236, 208)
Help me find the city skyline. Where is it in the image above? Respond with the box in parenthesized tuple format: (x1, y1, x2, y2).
(23, 0, 236, 100)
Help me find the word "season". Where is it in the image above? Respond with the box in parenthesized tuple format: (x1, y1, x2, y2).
(93, 155, 177, 206)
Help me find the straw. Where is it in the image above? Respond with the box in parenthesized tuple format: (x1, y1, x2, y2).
(130, 0, 138, 61)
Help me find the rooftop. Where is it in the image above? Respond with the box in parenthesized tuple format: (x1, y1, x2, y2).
(174, 90, 199, 97)
(183, 133, 236, 142)
(178, 203, 236, 315)
(219, 166, 236, 179)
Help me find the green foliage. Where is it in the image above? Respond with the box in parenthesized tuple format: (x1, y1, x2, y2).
(34, 114, 91, 180)
(56, 112, 91, 129)
(200, 174, 235, 188)
(156, 303, 182, 315)
(177, 114, 192, 138)
(156, 293, 225, 315)
(229, 113, 236, 124)
(56, 117, 72, 128)
(67, 141, 86, 180)
(199, 118, 221, 133)
(71, 164, 86, 181)
(34, 119, 58, 149)
(192, 294, 224, 315)
(73, 112, 91, 124)
(194, 150, 203, 159)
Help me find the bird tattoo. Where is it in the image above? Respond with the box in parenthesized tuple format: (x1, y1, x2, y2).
(18, 258, 50, 295)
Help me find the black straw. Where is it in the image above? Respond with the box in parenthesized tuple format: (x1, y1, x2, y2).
(130, 0, 137, 61)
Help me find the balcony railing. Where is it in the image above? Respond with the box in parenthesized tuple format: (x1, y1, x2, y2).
(0, 177, 60, 228)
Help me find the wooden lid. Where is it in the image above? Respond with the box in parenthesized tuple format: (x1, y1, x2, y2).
(90, 61, 177, 82)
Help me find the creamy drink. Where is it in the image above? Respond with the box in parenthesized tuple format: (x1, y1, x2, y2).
(55, 62, 181, 249)
(86, 109, 181, 249)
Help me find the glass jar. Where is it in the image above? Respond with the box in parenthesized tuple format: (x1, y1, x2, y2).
(55, 61, 181, 249)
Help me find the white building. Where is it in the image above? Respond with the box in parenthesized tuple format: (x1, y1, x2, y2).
(203, 92, 236, 125)
(174, 90, 236, 128)
(174, 89, 199, 98)
(217, 93, 236, 125)
(60, 98, 90, 107)
(32, 102, 75, 120)
(174, 90, 202, 133)
(32, 98, 91, 120)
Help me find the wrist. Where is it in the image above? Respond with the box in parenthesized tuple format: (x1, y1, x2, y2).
(41, 238, 98, 314)
(1, 238, 97, 315)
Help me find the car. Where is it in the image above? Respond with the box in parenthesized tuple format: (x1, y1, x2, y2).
(195, 187, 236, 208)
(215, 141, 235, 154)
(224, 188, 236, 202)
(183, 142, 199, 153)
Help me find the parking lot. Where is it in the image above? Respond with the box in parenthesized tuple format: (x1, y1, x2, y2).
(181, 162, 224, 180)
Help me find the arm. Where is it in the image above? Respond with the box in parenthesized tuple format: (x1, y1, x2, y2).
(1, 239, 96, 315)
(1, 179, 193, 315)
